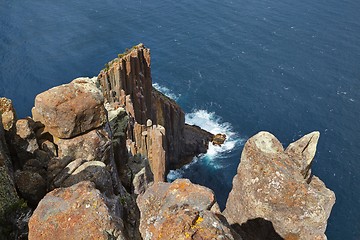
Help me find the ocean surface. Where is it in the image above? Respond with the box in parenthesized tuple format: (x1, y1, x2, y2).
(1, 0, 359, 238)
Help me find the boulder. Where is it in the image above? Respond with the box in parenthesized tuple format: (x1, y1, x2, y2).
(0, 97, 17, 132)
(60, 161, 113, 195)
(137, 179, 240, 240)
(12, 118, 39, 167)
(38, 139, 57, 157)
(212, 133, 227, 146)
(14, 170, 46, 207)
(56, 128, 111, 163)
(32, 77, 107, 139)
(223, 131, 336, 240)
(28, 181, 127, 240)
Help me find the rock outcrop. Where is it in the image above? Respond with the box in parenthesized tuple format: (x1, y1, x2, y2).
(0, 97, 17, 132)
(223, 131, 336, 240)
(28, 181, 127, 240)
(32, 77, 107, 139)
(137, 179, 241, 240)
(98, 44, 214, 180)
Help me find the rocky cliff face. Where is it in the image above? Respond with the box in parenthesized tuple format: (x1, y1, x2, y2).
(98, 44, 212, 181)
(137, 179, 241, 240)
(223, 131, 336, 240)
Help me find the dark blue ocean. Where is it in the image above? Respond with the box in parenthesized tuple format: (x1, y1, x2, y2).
(1, 0, 359, 238)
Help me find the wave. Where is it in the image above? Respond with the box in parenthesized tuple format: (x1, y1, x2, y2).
(167, 109, 244, 182)
(153, 82, 180, 101)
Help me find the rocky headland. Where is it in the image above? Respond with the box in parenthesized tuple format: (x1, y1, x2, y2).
(0, 44, 335, 239)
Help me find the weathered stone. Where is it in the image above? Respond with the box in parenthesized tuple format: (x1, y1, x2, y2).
(57, 128, 111, 163)
(223, 131, 336, 240)
(14, 170, 46, 207)
(212, 133, 227, 146)
(51, 158, 88, 188)
(0, 97, 17, 132)
(47, 156, 73, 185)
(32, 77, 107, 139)
(285, 131, 320, 180)
(137, 179, 239, 240)
(61, 161, 113, 195)
(151, 88, 185, 168)
(146, 125, 166, 182)
(39, 139, 57, 157)
(181, 124, 214, 166)
(98, 44, 152, 125)
(28, 181, 127, 240)
(12, 118, 39, 166)
(132, 161, 153, 195)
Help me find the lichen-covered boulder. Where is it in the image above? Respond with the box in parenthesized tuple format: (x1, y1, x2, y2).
(223, 131, 336, 240)
(28, 181, 127, 240)
(32, 77, 107, 139)
(0, 97, 17, 132)
(137, 179, 240, 240)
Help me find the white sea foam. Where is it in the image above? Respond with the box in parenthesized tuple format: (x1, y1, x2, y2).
(185, 109, 242, 159)
(153, 82, 180, 101)
(167, 109, 244, 182)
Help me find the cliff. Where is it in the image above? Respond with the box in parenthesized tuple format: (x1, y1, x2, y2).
(98, 44, 212, 181)
(0, 44, 335, 240)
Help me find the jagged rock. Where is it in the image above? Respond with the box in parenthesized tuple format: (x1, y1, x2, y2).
(146, 125, 166, 182)
(98, 45, 211, 174)
(38, 139, 57, 157)
(47, 156, 73, 186)
(132, 160, 153, 195)
(12, 118, 39, 167)
(285, 131, 320, 180)
(14, 170, 46, 207)
(137, 179, 239, 240)
(181, 124, 214, 166)
(151, 88, 185, 168)
(99, 44, 152, 125)
(56, 128, 111, 163)
(212, 133, 227, 146)
(223, 131, 336, 240)
(0, 97, 17, 132)
(28, 181, 127, 240)
(32, 77, 107, 139)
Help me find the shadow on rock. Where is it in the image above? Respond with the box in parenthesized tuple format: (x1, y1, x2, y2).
(231, 218, 283, 240)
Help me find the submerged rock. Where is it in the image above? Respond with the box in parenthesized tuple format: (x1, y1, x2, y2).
(223, 131, 335, 240)
(137, 179, 240, 240)
(32, 77, 106, 139)
(212, 133, 227, 146)
(28, 181, 127, 240)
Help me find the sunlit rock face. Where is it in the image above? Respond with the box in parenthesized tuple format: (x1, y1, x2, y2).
(224, 131, 335, 240)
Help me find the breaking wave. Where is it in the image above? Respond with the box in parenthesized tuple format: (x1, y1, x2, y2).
(167, 109, 244, 182)
(153, 82, 180, 101)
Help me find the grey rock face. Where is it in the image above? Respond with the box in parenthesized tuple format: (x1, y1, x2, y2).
(223, 131, 336, 240)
